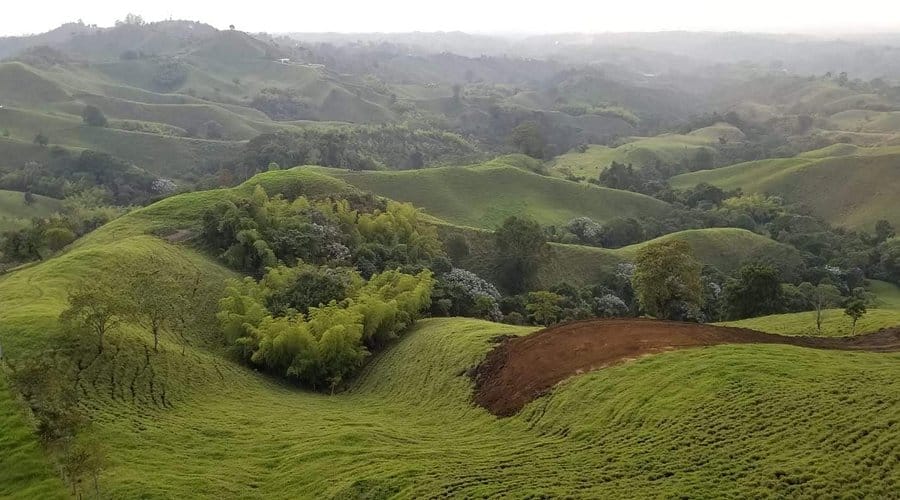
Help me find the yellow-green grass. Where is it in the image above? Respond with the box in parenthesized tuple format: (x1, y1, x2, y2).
(0, 190, 63, 232)
(0, 168, 898, 496)
(312, 156, 669, 229)
(547, 133, 717, 180)
(671, 147, 900, 229)
(0, 371, 66, 499)
(721, 309, 900, 337)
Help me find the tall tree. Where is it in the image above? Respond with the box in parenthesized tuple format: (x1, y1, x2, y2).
(59, 280, 128, 353)
(632, 240, 703, 320)
(723, 263, 785, 320)
(494, 216, 547, 293)
(798, 282, 842, 333)
(844, 298, 867, 335)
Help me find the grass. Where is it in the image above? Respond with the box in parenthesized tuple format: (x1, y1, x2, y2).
(721, 309, 900, 337)
(451, 226, 804, 288)
(869, 280, 900, 310)
(0, 190, 63, 232)
(0, 371, 67, 499)
(0, 106, 243, 179)
(547, 132, 719, 181)
(0, 167, 897, 497)
(671, 146, 900, 229)
(314, 156, 669, 229)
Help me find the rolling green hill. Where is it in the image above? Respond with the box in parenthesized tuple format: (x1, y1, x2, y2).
(671, 146, 900, 229)
(313, 156, 670, 229)
(0, 190, 63, 232)
(547, 127, 727, 181)
(0, 167, 897, 497)
(451, 226, 805, 288)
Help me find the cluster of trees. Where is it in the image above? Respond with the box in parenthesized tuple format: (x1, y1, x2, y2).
(0, 150, 160, 204)
(200, 185, 444, 278)
(217, 265, 434, 391)
(234, 126, 479, 180)
(1, 190, 125, 264)
(58, 258, 218, 354)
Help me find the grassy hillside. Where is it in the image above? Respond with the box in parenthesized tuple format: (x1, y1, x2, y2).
(0, 372, 66, 499)
(0, 167, 897, 497)
(547, 129, 723, 181)
(314, 156, 670, 229)
(671, 146, 900, 229)
(0, 190, 62, 232)
(452, 226, 804, 288)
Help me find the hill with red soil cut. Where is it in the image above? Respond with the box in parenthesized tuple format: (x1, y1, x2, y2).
(472, 319, 900, 416)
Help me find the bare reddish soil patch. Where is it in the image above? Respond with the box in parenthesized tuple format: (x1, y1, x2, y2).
(472, 318, 900, 417)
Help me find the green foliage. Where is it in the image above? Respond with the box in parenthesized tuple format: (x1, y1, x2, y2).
(632, 240, 703, 320)
(238, 126, 479, 177)
(218, 268, 434, 390)
(494, 216, 547, 293)
(844, 298, 867, 334)
(525, 291, 563, 326)
(510, 121, 546, 159)
(724, 263, 786, 320)
(59, 278, 128, 353)
(81, 105, 108, 127)
(201, 185, 442, 277)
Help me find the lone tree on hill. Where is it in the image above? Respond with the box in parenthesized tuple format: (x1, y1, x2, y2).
(632, 240, 703, 321)
(844, 298, 867, 335)
(798, 282, 842, 333)
(81, 105, 108, 127)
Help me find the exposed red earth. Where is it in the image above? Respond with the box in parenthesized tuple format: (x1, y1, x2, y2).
(472, 318, 900, 416)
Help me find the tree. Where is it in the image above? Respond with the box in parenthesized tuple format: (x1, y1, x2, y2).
(632, 240, 703, 320)
(511, 121, 545, 159)
(60, 279, 128, 353)
(844, 298, 867, 335)
(34, 131, 49, 147)
(123, 264, 182, 352)
(494, 216, 547, 293)
(872, 219, 896, 245)
(525, 291, 563, 326)
(723, 263, 785, 320)
(600, 217, 645, 248)
(798, 282, 842, 333)
(203, 120, 225, 139)
(23, 191, 35, 205)
(81, 105, 108, 127)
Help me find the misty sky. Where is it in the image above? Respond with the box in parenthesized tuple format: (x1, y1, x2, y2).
(2, 0, 899, 36)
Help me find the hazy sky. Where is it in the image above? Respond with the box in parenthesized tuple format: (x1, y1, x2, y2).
(3, 0, 900, 36)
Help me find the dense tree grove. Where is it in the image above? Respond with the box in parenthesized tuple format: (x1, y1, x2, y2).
(493, 216, 548, 293)
(218, 266, 434, 390)
(200, 185, 443, 277)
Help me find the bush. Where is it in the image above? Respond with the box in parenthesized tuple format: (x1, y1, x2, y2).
(81, 105, 108, 127)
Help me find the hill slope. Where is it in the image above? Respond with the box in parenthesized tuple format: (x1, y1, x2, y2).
(671, 146, 900, 229)
(314, 156, 670, 229)
(0, 169, 897, 497)
(0, 190, 63, 232)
